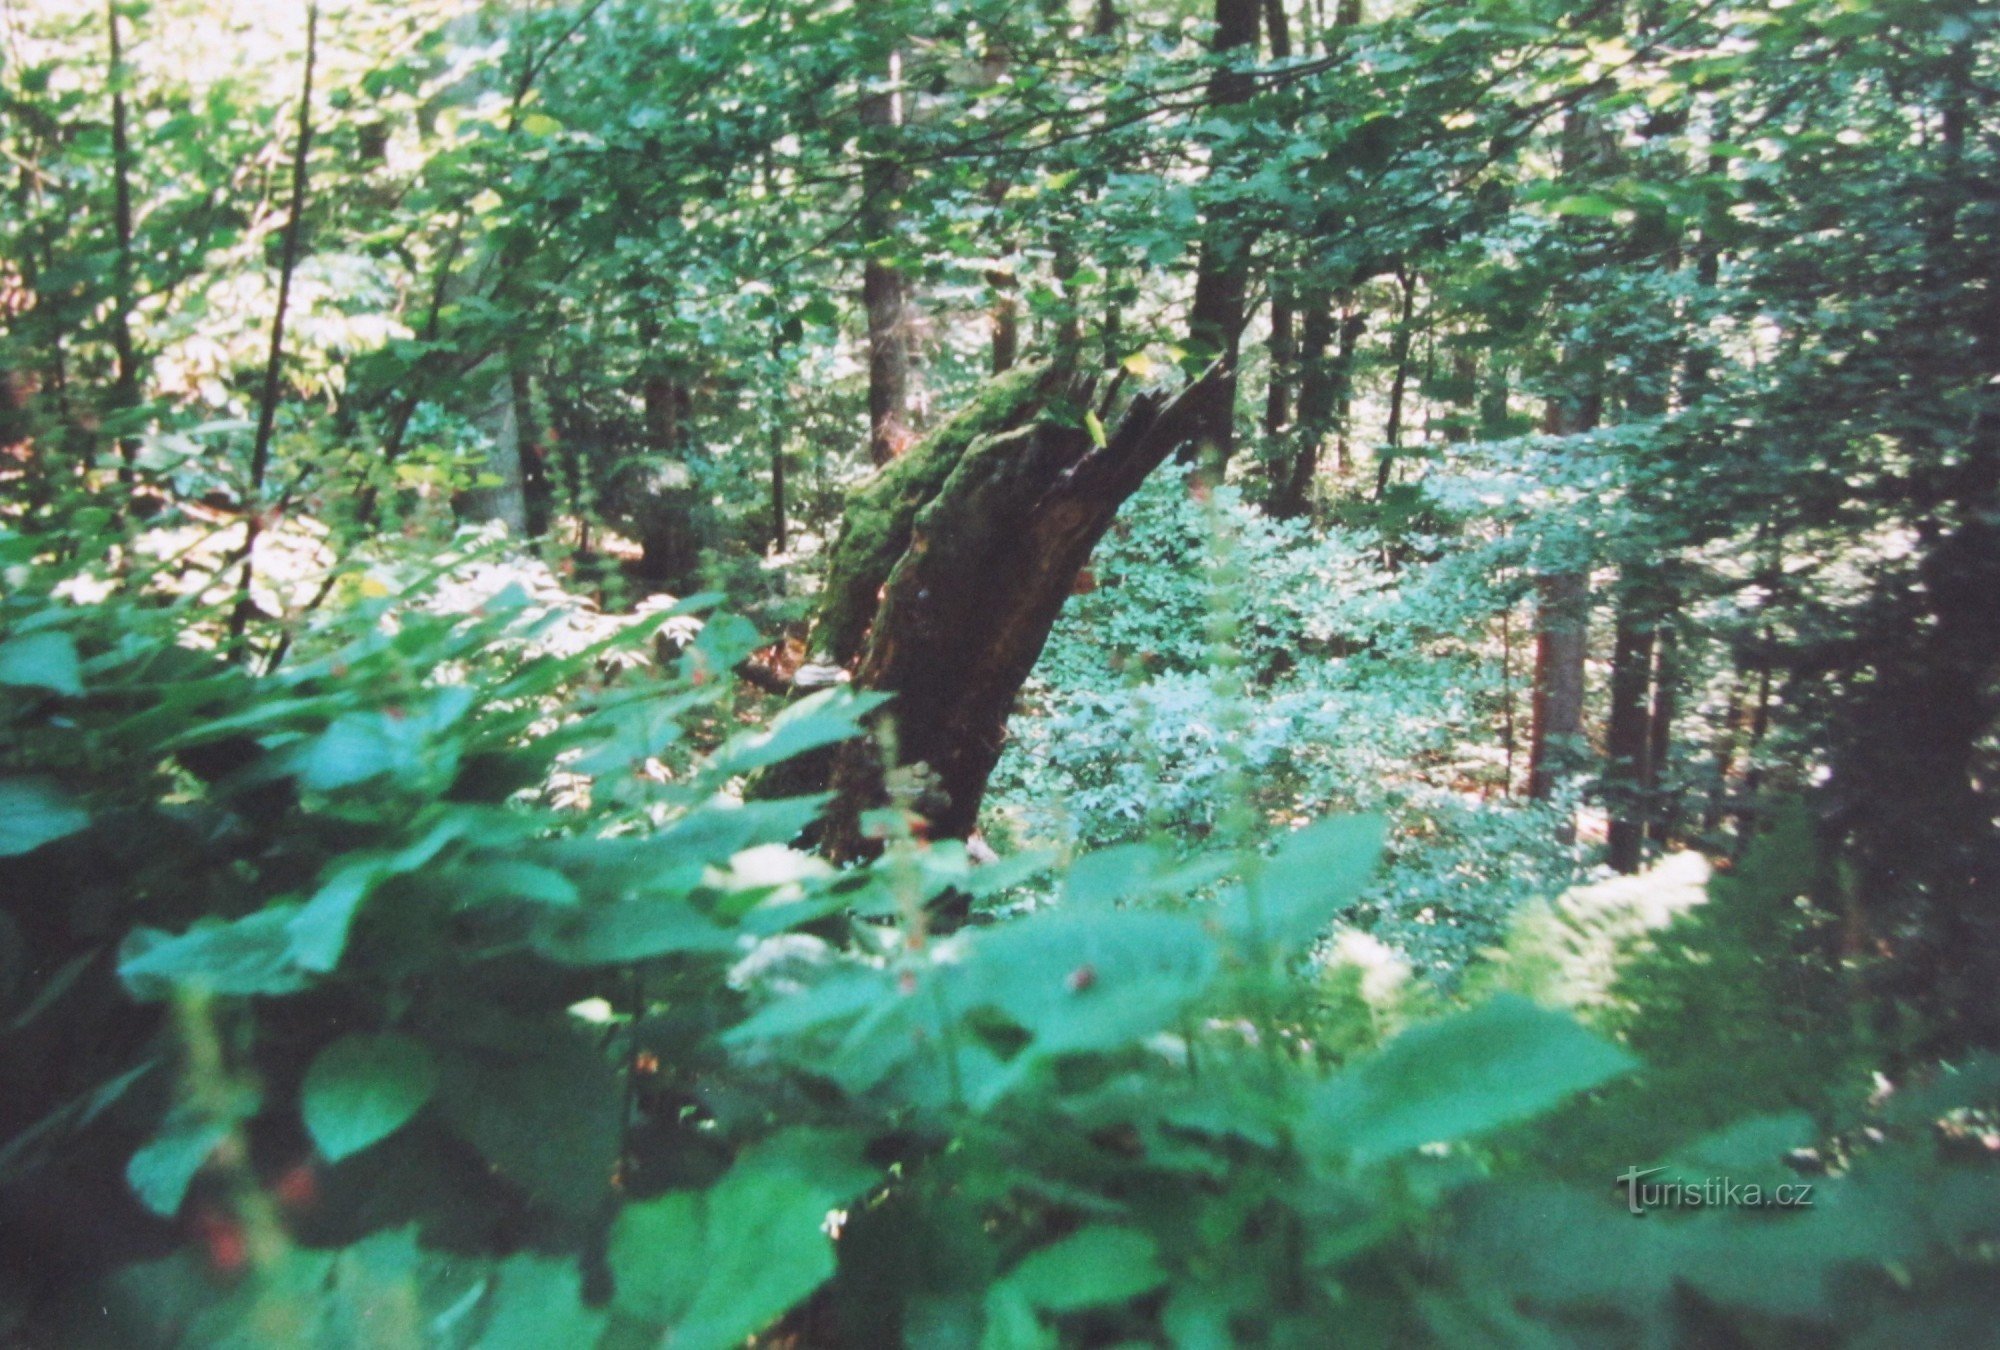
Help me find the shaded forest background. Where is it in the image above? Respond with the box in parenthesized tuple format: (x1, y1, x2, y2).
(0, 0, 1997, 1345)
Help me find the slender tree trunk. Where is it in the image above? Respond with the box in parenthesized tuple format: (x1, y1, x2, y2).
(861, 44, 915, 465)
(1701, 666, 1747, 836)
(1604, 585, 1656, 874)
(1264, 283, 1294, 442)
(458, 360, 531, 534)
(631, 368, 702, 593)
(227, 2, 316, 652)
(106, 0, 140, 480)
(983, 39, 1020, 375)
(1645, 622, 1679, 846)
(1525, 571, 1589, 817)
(1271, 297, 1359, 517)
(1374, 268, 1417, 498)
(513, 364, 551, 539)
(1524, 395, 1597, 821)
(1331, 301, 1360, 472)
(1500, 605, 1517, 796)
(1260, 0, 1293, 450)
(769, 325, 788, 553)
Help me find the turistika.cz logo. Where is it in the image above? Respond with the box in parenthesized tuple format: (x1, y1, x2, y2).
(1616, 1165, 1816, 1217)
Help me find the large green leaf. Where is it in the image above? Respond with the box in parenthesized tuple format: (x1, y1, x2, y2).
(127, 1092, 259, 1217)
(998, 1226, 1166, 1313)
(0, 777, 88, 857)
(954, 908, 1219, 1062)
(529, 896, 737, 965)
(288, 816, 473, 972)
(1310, 995, 1634, 1166)
(433, 1025, 622, 1215)
(1220, 814, 1387, 956)
(302, 1033, 438, 1162)
(476, 1254, 608, 1349)
(609, 1129, 876, 1350)
(120, 905, 311, 1000)
(0, 629, 83, 696)
(708, 686, 890, 775)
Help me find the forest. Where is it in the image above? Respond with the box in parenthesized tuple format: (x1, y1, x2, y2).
(0, 0, 1996, 1343)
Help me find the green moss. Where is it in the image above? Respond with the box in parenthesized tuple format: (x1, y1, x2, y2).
(812, 361, 1055, 665)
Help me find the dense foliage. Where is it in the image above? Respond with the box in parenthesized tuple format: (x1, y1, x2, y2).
(2, 0, 1996, 1344)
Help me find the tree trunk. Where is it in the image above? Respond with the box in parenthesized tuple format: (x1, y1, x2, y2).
(1260, 0, 1293, 452)
(1178, 0, 1260, 472)
(1270, 297, 1359, 517)
(769, 327, 788, 554)
(1645, 621, 1679, 846)
(1524, 391, 1598, 820)
(457, 359, 531, 536)
(106, 0, 140, 479)
(1374, 269, 1417, 498)
(1604, 584, 1656, 874)
(514, 364, 551, 539)
(772, 359, 1221, 859)
(1525, 570, 1589, 817)
(630, 370, 702, 593)
(861, 45, 916, 465)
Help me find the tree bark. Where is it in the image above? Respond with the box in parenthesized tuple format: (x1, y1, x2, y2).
(1645, 620, 1679, 846)
(1260, 0, 1293, 450)
(1524, 390, 1597, 820)
(1525, 570, 1589, 816)
(1604, 584, 1655, 874)
(861, 44, 916, 465)
(1178, 0, 1260, 472)
(1270, 297, 1359, 517)
(771, 358, 1223, 859)
(106, 0, 140, 479)
(1374, 268, 1417, 498)
(514, 363, 551, 539)
(630, 369, 702, 593)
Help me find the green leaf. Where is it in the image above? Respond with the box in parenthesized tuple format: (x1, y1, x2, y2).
(0, 630, 82, 696)
(1222, 814, 1386, 956)
(126, 1091, 260, 1218)
(0, 778, 88, 857)
(302, 1033, 438, 1162)
(980, 1286, 1056, 1350)
(1000, 1226, 1166, 1313)
(1084, 409, 1108, 449)
(1061, 841, 1170, 909)
(120, 905, 311, 1000)
(299, 711, 426, 790)
(476, 1255, 607, 1349)
(609, 1130, 876, 1350)
(433, 1025, 622, 1215)
(607, 1191, 709, 1328)
(1546, 193, 1624, 218)
(946, 909, 1218, 1100)
(1310, 995, 1635, 1166)
(709, 687, 890, 775)
(288, 816, 471, 973)
(529, 896, 737, 965)
(127, 1113, 231, 1217)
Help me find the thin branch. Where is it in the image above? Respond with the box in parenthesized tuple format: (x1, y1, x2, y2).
(228, 1, 318, 654)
